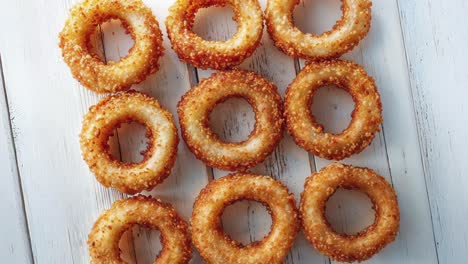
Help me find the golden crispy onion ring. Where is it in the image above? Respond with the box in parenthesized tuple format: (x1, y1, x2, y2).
(191, 173, 300, 263)
(165, 0, 263, 69)
(80, 91, 178, 194)
(88, 195, 192, 264)
(265, 0, 371, 60)
(300, 163, 399, 262)
(177, 70, 283, 171)
(59, 0, 164, 93)
(285, 60, 382, 160)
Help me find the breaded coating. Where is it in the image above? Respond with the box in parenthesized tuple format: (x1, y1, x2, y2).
(177, 69, 283, 171)
(88, 195, 192, 264)
(191, 173, 300, 264)
(80, 91, 178, 194)
(59, 0, 164, 93)
(265, 0, 371, 60)
(285, 60, 382, 160)
(300, 163, 400, 262)
(165, 0, 263, 69)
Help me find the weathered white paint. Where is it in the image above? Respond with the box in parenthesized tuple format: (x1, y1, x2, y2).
(96, 1, 211, 262)
(397, 0, 468, 262)
(296, 0, 438, 263)
(193, 3, 328, 263)
(0, 56, 33, 264)
(0, 0, 204, 263)
(0, 0, 143, 262)
(0, 0, 464, 263)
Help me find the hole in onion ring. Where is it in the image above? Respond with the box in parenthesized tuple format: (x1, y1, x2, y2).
(89, 19, 135, 63)
(133, 227, 163, 263)
(118, 229, 137, 264)
(118, 227, 163, 264)
(311, 86, 355, 134)
(221, 200, 272, 246)
(209, 97, 255, 143)
(108, 121, 150, 163)
(325, 188, 375, 236)
(293, 0, 342, 35)
(193, 6, 237, 41)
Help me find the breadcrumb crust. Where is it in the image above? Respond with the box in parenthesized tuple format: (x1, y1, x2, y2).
(80, 91, 179, 194)
(88, 195, 192, 264)
(177, 69, 284, 171)
(265, 0, 371, 60)
(59, 0, 164, 93)
(285, 60, 382, 160)
(165, 0, 263, 69)
(300, 163, 400, 262)
(191, 174, 300, 264)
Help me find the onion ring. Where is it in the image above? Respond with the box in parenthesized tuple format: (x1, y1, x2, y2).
(191, 173, 300, 263)
(88, 195, 192, 264)
(265, 0, 371, 60)
(59, 0, 164, 93)
(80, 91, 178, 194)
(165, 0, 263, 69)
(177, 69, 283, 171)
(285, 60, 382, 160)
(300, 163, 399, 262)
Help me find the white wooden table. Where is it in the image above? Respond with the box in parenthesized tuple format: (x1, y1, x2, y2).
(1, 0, 465, 263)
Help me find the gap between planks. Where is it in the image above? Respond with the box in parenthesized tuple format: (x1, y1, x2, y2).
(0, 53, 35, 263)
(0, 0, 438, 262)
(189, 5, 328, 263)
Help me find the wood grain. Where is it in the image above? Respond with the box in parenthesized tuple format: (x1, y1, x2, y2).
(191, 3, 329, 263)
(0, 55, 34, 264)
(0, 0, 144, 262)
(0, 0, 463, 263)
(295, 0, 438, 263)
(96, 1, 210, 262)
(398, 0, 468, 262)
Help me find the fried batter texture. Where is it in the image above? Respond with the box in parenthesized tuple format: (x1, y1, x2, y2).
(300, 163, 400, 262)
(191, 173, 300, 264)
(265, 0, 371, 60)
(80, 91, 178, 194)
(88, 195, 192, 264)
(177, 69, 283, 171)
(59, 0, 164, 93)
(285, 60, 382, 160)
(165, 0, 263, 69)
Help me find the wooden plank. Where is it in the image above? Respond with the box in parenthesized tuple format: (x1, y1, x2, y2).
(397, 0, 468, 262)
(192, 3, 328, 263)
(0, 0, 205, 263)
(296, 0, 438, 263)
(0, 0, 135, 262)
(0, 56, 34, 263)
(90, 18, 139, 264)
(0, 0, 454, 263)
(89, 1, 210, 263)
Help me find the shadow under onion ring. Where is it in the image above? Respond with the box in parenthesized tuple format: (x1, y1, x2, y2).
(165, 0, 263, 69)
(80, 91, 178, 194)
(59, 0, 164, 93)
(177, 69, 284, 171)
(265, 0, 371, 60)
(300, 163, 400, 262)
(191, 173, 300, 264)
(88, 195, 192, 264)
(285, 60, 382, 160)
